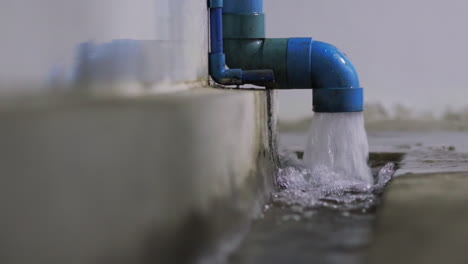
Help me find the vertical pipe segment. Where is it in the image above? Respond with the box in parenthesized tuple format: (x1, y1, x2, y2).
(287, 38, 312, 88)
(310, 41, 363, 112)
(224, 0, 263, 13)
(210, 7, 223, 54)
(208, 0, 274, 86)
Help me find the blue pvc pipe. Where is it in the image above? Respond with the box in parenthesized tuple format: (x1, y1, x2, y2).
(287, 38, 312, 88)
(310, 41, 360, 89)
(313, 88, 364, 112)
(210, 8, 223, 54)
(209, 2, 274, 86)
(309, 41, 363, 112)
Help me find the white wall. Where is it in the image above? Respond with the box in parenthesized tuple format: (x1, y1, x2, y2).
(266, 0, 468, 119)
(0, 0, 207, 92)
(0, 89, 271, 264)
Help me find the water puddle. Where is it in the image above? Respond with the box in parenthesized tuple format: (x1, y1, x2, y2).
(229, 114, 402, 264)
(229, 151, 401, 264)
(274, 162, 394, 213)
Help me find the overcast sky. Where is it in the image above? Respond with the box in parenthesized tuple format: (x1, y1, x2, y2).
(265, 0, 468, 120)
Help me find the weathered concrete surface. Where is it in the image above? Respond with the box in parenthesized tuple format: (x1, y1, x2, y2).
(365, 131, 468, 264)
(366, 172, 468, 264)
(279, 131, 468, 263)
(0, 88, 277, 264)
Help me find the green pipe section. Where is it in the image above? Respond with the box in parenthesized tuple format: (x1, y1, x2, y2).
(223, 11, 291, 88)
(224, 39, 288, 88)
(223, 13, 266, 39)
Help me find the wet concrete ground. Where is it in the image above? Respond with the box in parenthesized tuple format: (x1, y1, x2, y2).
(229, 131, 468, 264)
(367, 171, 468, 264)
(368, 131, 468, 175)
(229, 207, 374, 264)
(228, 150, 402, 264)
(366, 132, 468, 264)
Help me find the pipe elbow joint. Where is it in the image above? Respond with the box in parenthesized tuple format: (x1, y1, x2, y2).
(209, 53, 242, 85)
(309, 41, 363, 112)
(310, 41, 360, 89)
(286, 39, 363, 112)
(209, 53, 275, 86)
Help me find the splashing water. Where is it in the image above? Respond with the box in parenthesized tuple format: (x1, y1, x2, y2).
(274, 113, 395, 212)
(304, 113, 373, 185)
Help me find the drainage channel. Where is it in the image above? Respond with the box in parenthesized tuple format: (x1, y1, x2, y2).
(228, 152, 404, 264)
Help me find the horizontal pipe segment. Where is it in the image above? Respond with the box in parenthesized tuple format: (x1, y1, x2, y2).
(216, 0, 364, 112)
(287, 38, 312, 88)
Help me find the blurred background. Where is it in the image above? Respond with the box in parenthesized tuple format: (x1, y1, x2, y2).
(0, 0, 207, 94)
(265, 0, 468, 125)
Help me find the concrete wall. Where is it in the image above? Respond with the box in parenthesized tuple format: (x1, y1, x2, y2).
(0, 89, 276, 264)
(0, 0, 207, 93)
(0, 1, 279, 263)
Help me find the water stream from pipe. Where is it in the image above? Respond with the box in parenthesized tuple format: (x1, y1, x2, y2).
(304, 113, 373, 185)
(274, 112, 395, 212)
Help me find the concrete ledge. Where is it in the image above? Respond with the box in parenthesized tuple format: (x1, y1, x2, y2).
(0, 88, 277, 263)
(366, 172, 468, 264)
